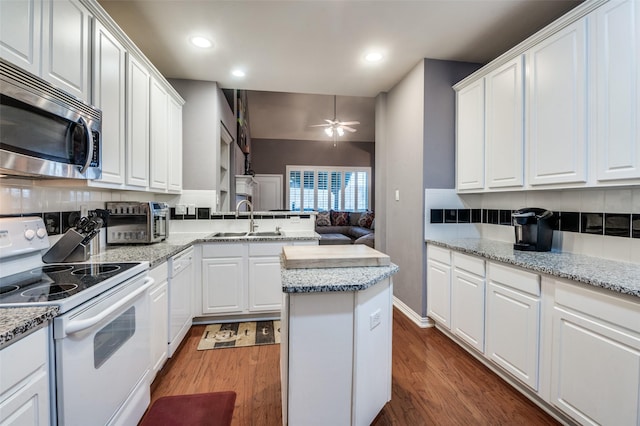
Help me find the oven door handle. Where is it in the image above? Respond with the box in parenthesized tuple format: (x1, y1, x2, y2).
(64, 277, 154, 336)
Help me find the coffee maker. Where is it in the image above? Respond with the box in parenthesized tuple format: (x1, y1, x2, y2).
(512, 208, 554, 252)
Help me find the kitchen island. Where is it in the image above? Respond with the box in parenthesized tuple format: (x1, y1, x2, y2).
(280, 245, 399, 426)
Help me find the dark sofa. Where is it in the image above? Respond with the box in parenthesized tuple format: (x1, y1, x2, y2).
(315, 211, 375, 248)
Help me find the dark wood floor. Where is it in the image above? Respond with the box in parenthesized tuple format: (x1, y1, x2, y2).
(149, 309, 559, 425)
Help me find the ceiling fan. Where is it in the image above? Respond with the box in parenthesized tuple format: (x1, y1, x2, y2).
(310, 95, 360, 137)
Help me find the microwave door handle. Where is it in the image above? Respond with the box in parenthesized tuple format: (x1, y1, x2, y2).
(63, 277, 154, 336)
(77, 116, 94, 174)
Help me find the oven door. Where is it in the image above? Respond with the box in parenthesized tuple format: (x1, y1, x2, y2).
(53, 273, 153, 426)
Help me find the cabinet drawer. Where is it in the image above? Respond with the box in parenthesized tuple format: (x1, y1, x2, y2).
(453, 252, 485, 277)
(427, 245, 451, 265)
(249, 242, 286, 256)
(488, 262, 540, 296)
(202, 243, 246, 258)
(0, 327, 48, 395)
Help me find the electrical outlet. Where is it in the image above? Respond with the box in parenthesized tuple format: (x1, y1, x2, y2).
(175, 204, 187, 215)
(370, 309, 381, 330)
(290, 216, 300, 223)
(187, 204, 196, 215)
(80, 205, 89, 217)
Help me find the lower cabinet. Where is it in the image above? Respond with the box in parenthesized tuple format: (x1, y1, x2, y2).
(0, 327, 50, 426)
(426, 245, 452, 328)
(550, 279, 640, 425)
(486, 262, 541, 391)
(451, 252, 485, 353)
(148, 263, 169, 379)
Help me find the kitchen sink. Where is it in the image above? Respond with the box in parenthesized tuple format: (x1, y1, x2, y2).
(210, 232, 248, 237)
(247, 231, 282, 237)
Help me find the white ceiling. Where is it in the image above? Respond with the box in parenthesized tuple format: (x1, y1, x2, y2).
(98, 0, 583, 98)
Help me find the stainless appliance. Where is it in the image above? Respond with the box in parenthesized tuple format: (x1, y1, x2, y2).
(0, 216, 153, 425)
(0, 58, 102, 179)
(106, 202, 169, 244)
(512, 208, 554, 252)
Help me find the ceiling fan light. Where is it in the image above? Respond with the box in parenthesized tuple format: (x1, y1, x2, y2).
(325, 127, 333, 137)
(337, 127, 344, 136)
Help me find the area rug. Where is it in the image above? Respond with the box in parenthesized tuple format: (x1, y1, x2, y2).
(197, 320, 281, 350)
(139, 391, 236, 426)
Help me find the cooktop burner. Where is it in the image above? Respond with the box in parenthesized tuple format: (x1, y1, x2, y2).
(0, 262, 139, 304)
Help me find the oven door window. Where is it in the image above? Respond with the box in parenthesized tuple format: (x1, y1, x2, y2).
(93, 306, 136, 369)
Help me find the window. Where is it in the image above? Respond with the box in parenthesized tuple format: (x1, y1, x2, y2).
(286, 166, 371, 212)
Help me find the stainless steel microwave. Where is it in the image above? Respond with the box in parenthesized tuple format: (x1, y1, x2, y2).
(0, 58, 101, 179)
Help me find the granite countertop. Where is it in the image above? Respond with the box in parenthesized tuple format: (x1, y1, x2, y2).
(0, 306, 59, 349)
(281, 261, 399, 293)
(426, 238, 640, 298)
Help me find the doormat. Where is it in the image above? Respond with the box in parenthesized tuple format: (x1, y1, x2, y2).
(197, 320, 281, 350)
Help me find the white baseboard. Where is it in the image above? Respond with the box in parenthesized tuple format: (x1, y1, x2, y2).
(393, 296, 434, 328)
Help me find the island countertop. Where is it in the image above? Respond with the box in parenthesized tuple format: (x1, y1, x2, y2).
(0, 306, 59, 349)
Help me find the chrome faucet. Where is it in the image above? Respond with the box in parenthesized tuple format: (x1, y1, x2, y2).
(235, 199, 257, 233)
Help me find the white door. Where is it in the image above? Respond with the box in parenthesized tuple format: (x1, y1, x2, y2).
(202, 257, 246, 314)
(168, 97, 183, 192)
(0, 0, 41, 75)
(93, 21, 126, 185)
(149, 77, 169, 191)
(527, 19, 587, 186)
(595, 0, 640, 182)
(126, 55, 150, 188)
(456, 79, 485, 191)
(41, 0, 91, 101)
(451, 268, 485, 353)
(248, 256, 282, 312)
(427, 258, 451, 329)
(254, 174, 283, 211)
(485, 56, 524, 189)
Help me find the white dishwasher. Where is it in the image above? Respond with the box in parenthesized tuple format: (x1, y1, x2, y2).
(168, 247, 194, 357)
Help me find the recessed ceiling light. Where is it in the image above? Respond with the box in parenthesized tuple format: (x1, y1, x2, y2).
(364, 52, 383, 62)
(190, 36, 212, 48)
(232, 69, 246, 78)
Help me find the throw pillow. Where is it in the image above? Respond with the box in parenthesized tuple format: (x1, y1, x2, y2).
(358, 211, 375, 229)
(316, 211, 331, 226)
(330, 210, 350, 226)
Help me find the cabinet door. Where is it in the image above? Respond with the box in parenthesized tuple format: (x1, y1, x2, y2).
(41, 0, 91, 101)
(595, 0, 640, 182)
(149, 279, 168, 378)
(485, 56, 524, 189)
(126, 55, 150, 188)
(149, 77, 169, 191)
(0, 0, 41, 75)
(202, 257, 246, 314)
(248, 256, 283, 312)
(451, 268, 485, 353)
(427, 259, 452, 328)
(456, 79, 485, 191)
(93, 21, 126, 185)
(168, 97, 183, 192)
(527, 19, 587, 186)
(486, 280, 540, 390)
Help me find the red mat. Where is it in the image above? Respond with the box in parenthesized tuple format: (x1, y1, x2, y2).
(139, 391, 236, 426)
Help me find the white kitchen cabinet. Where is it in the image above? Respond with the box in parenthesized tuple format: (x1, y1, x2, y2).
(201, 244, 247, 315)
(595, 0, 640, 183)
(550, 279, 640, 426)
(92, 20, 126, 185)
(456, 79, 485, 191)
(451, 252, 485, 353)
(148, 263, 169, 380)
(126, 54, 150, 188)
(149, 76, 169, 191)
(0, 0, 41, 75)
(0, 327, 50, 426)
(168, 97, 183, 193)
(527, 19, 587, 187)
(248, 243, 285, 312)
(486, 262, 541, 391)
(485, 56, 524, 189)
(41, 0, 91, 101)
(426, 245, 452, 328)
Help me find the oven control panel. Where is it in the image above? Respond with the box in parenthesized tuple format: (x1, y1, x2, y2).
(0, 216, 50, 257)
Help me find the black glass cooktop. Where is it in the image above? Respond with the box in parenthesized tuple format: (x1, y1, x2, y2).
(0, 263, 139, 304)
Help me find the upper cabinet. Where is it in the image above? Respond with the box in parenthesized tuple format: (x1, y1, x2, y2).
(454, 0, 639, 192)
(594, 0, 640, 183)
(126, 54, 150, 188)
(168, 97, 183, 193)
(527, 20, 587, 187)
(150, 76, 169, 191)
(1, 0, 91, 101)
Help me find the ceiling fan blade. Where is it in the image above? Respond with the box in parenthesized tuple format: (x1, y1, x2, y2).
(309, 124, 330, 127)
(342, 126, 357, 133)
(339, 121, 360, 126)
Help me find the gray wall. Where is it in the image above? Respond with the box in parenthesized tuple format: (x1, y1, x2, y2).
(250, 138, 375, 208)
(379, 59, 480, 318)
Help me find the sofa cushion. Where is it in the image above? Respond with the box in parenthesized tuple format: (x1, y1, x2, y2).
(357, 211, 375, 229)
(330, 210, 350, 226)
(316, 211, 331, 226)
(315, 225, 351, 235)
(319, 233, 353, 245)
(348, 226, 374, 239)
(354, 233, 374, 248)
